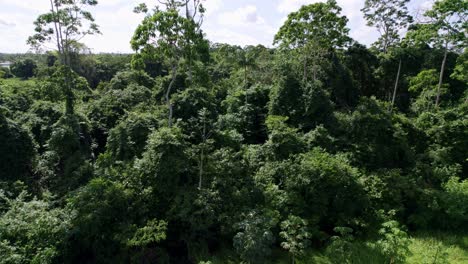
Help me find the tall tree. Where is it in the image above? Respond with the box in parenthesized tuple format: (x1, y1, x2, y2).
(362, 0, 413, 110)
(182, 0, 205, 83)
(362, 0, 413, 53)
(408, 0, 467, 108)
(28, 0, 100, 116)
(152, 0, 206, 83)
(236, 46, 258, 93)
(274, 0, 350, 82)
(131, 2, 205, 127)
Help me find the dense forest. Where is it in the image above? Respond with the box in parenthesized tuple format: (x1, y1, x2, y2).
(0, 0, 467, 263)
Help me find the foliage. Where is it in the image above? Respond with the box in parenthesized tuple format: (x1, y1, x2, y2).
(335, 97, 414, 170)
(0, 114, 36, 184)
(279, 215, 312, 262)
(127, 219, 167, 247)
(407, 0, 467, 51)
(283, 149, 370, 232)
(409, 69, 449, 113)
(10, 59, 37, 79)
(37, 115, 93, 194)
(361, 0, 413, 52)
(374, 220, 410, 264)
(274, 0, 350, 49)
(440, 177, 468, 228)
(325, 227, 355, 263)
(0, 191, 71, 264)
(105, 112, 158, 161)
(64, 178, 134, 262)
(27, 0, 100, 57)
(233, 210, 278, 264)
(0, 1, 466, 262)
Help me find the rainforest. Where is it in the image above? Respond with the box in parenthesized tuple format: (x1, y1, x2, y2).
(0, 0, 467, 263)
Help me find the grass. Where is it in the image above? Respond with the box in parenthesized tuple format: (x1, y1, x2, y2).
(0, 77, 37, 86)
(197, 232, 468, 264)
(407, 232, 468, 264)
(0, 77, 37, 95)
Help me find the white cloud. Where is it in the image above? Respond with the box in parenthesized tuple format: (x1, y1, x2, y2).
(0, 19, 15, 27)
(204, 4, 275, 47)
(0, 0, 434, 53)
(0, 0, 49, 12)
(204, 0, 222, 16)
(218, 5, 266, 27)
(277, 0, 320, 14)
(205, 28, 260, 46)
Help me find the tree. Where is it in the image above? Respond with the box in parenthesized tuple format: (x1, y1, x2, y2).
(181, 0, 206, 83)
(64, 178, 139, 262)
(408, 69, 449, 113)
(233, 210, 278, 264)
(236, 46, 257, 90)
(274, 0, 350, 49)
(191, 108, 214, 190)
(0, 191, 71, 263)
(0, 113, 36, 184)
(362, 0, 413, 53)
(133, 127, 189, 212)
(28, 0, 101, 115)
(10, 59, 37, 79)
(283, 149, 369, 231)
(407, 0, 467, 108)
(274, 0, 350, 81)
(361, 0, 413, 110)
(280, 215, 311, 264)
(375, 221, 410, 264)
(344, 43, 379, 97)
(131, 2, 205, 127)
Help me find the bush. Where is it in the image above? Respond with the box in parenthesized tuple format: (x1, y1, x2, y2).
(325, 227, 355, 263)
(284, 149, 370, 232)
(280, 215, 312, 262)
(440, 177, 468, 229)
(233, 210, 278, 264)
(106, 112, 158, 161)
(64, 178, 135, 263)
(0, 67, 13, 79)
(10, 59, 37, 79)
(374, 220, 410, 264)
(37, 115, 93, 194)
(0, 114, 36, 184)
(0, 191, 71, 264)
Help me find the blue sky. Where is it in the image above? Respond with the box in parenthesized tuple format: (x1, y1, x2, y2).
(0, 0, 432, 53)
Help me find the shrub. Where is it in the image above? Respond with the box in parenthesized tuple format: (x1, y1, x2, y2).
(10, 59, 37, 79)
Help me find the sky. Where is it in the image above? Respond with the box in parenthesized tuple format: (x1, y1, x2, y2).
(0, 0, 433, 53)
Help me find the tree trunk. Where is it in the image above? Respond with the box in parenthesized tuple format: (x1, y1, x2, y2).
(185, 1, 193, 84)
(49, 0, 62, 61)
(244, 63, 248, 87)
(303, 57, 307, 82)
(436, 45, 448, 108)
(390, 58, 402, 112)
(198, 147, 204, 189)
(188, 52, 193, 83)
(198, 117, 206, 189)
(166, 63, 178, 127)
(245, 64, 249, 104)
(50, 0, 73, 116)
(54, 1, 66, 65)
(64, 69, 74, 116)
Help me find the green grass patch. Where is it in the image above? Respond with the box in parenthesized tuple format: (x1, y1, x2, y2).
(0, 77, 38, 95)
(196, 232, 468, 264)
(407, 232, 468, 264)
(0, 77, 37, 86)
